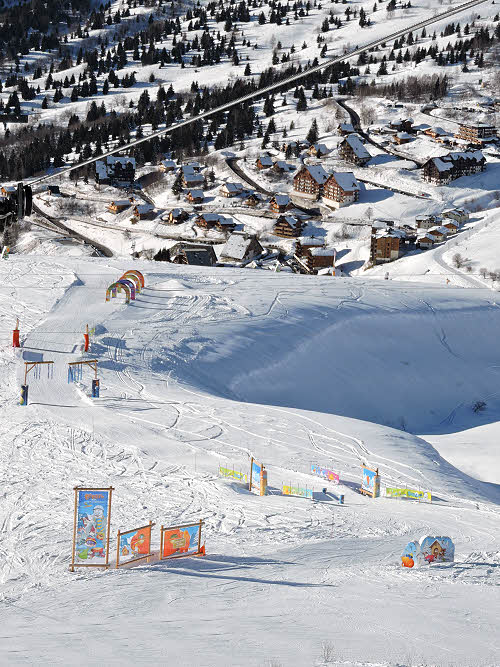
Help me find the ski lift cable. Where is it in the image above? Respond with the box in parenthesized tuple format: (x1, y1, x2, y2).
(27, 0, 488, 187)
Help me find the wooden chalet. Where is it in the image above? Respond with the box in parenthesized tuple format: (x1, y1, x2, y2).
(273, 160, 294, 174)
(415, 214, 442, 230)
(441, 219, 459, 234)
(370, 228, 405, 264)
(219, 182, 244, 198)
(186, 189, 204, 204)
(389, 118, 414, 133)
(132, 203, 155, 220)
(159, 159, 176, 172)
(195, 212, 236, 233)
(422, 150, 485, 185)
(245, 193, 264, 207)
(456, 123, 497, 145)
(427, 225, 448, 242)
(339, 134, 370, 166)
(180, 165, 204, 188)
(107, 197, 135, 214)
(256, 155, 273, 170)
(269, 194, 291, 214)
(219, 233, 263, 263)
(416, 233, 435, 249)
(170, 243, 217, 266)
(323, 172, 360, 209)
(273, 215, 303, 238)
(292, 165, 329, 199)
(393, 132, 412, 145)
(166, 208, 189, 225)
(307, 143, 329, 158)
(442, 208, 469, 224)
(337, 122, 355, 136)
(301, 247, 336, 274)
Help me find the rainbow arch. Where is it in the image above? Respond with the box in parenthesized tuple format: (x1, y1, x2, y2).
(106, 281, 132, 304)
(121, 270, 145, 290)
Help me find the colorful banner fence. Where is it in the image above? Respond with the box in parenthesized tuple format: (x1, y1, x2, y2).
(282, 484, 313, 499)
(71, 487, 113, 570)
(384, 487, 432, 503)
(160, 520, 205, 560)
(311, 464, 340, 484)
(116, 521, 154, 568)
(219, 465, 248, 484)
(360, 466, 380, 498)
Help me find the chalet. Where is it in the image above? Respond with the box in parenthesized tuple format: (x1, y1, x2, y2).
(442, 219, 459, 234)
(219, 182, 244, 198)
(219, 233, 263, 263)
(273, 160, 295, 174)
(281, 140, 307, 154)
(301, 247, 336, 274)
(1, 185, 16, 197)
(393, 132, 413, 145)
(370, 228, 405, 264)
(132, 203, 155, 220)
(273, 215, 303, 238)
(256, 155, 273, 169)
(423, 127, 449, 141)
(389, 118, 414, 134)
(186, 189, 204, 204)
(195, 212, 236, 233)
(416, 233, 435, 249)
(159, 159, 176, 172)
(170, 243, 217, 267)
(427, 225, 448, 242)
(456, 123, 497, 145)
(323, 172, 360, 209)
(245, 193, 264, 207)
(165, 208, 189, 225)
(308, 143, 330, 158)
(180, 165, 204, 188)
(422, 151, 485, 185)
(338, 122, 355, 135)
(269, 194, 291, 214)
(339, 134, 371, 166)
(292, 164, 329, 199)
(415, 214, 442, 230)
(96, 156, 136, 186)
(295, 237, 324, 255)
(107, 197, 135, 214)
(442, 208, 469, 224)
(186, 161, 202, 172)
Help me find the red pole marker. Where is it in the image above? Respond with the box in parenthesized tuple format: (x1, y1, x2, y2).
(84, 324, 89, 352)
(13, 318, 20, 348)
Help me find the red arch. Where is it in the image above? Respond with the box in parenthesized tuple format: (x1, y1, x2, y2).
(121, 269, 144, 289)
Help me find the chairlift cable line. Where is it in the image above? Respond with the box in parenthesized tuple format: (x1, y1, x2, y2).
(27, 0, 488, 187)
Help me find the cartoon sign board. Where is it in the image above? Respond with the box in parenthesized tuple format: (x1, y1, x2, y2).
(71, 487, 113, 570)
(116, 522, 154, 568)
(249, 457, 264, 494)
(401, 541, 420, 568)
(160, 520, 205, 560)
(219, 466, 248, 484)
(361, 466, 380, 498)
(283, 485, 313, 499)
(420, 536, 455, 564)
(311, 464, 340, 484)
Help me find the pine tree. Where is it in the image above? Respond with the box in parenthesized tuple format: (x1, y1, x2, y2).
(306, 118, 319, 144)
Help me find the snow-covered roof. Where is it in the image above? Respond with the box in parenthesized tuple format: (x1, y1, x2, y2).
(396, 132, 412, 140)
(278, 215, 299, 226)
(221, 182, 244, 193)
(169, 208, 186, 217)
(221, 234, 259, 261)
(272, 194, 290, 205)
(415, 214, 441, 222)
(330, 172, 359, 191)
(432, 158, 453, 173)
(312, 143, 329, 154)
(375, 228, 406, 239)
(95, 161, 107, 178)
(299, 236, 324, 247)
(106, 155, 136, 168)
(344, 134, 371, 159)
(109, 199, 132, 207)
(338, 122, 354, 132)
(274, 160, 294, 171)
(199, 213, 223, 222)
(134, 204, 154, 214)
(257, 155, 273, 166)
(417, 233, 434, 242)
(428, 226, 448, 235)
(309, 248, 335, 257)
(303, 164, 329, 184)
(187, 189, 204, 198)
(161, 159, 176, 168)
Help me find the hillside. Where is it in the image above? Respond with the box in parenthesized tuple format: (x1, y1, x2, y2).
(0, 254, 498, 666)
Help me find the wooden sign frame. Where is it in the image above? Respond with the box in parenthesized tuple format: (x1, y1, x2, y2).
(70, 486, 114, 571)
(249, 457, 265, 494)
(360, 466, 380, 498)
(116, 521, 155, 568)
(159, 519, 205, 561)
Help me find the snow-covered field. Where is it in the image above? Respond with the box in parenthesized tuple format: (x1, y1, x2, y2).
(0, 253, 499, 666)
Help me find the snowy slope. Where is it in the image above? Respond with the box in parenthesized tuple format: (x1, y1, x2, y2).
(0, 255, 499, 665)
